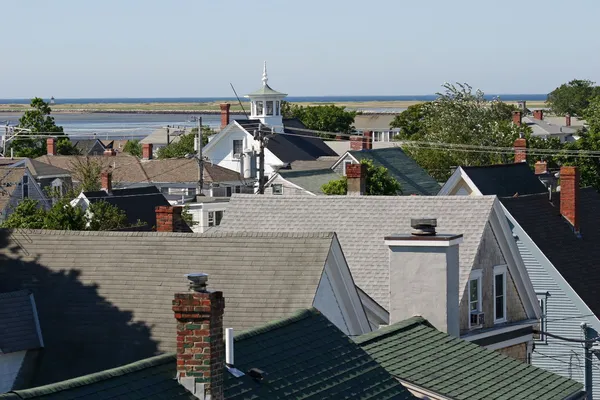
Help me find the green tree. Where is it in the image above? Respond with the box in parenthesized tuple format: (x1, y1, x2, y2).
(42, 199, 87, 230)
(321, 160, 402, 195)
(281, 102, 356, 137)
(397, 83, 525, 181)
(182, 204, 197, 227)
(9, 97, 78, 157)
(1, 199, 46, 228)
(157, 126, 215, 159)
(87, 200, 128, 230)
(547, 79, 599, 117)
(123, 139, 142, 157)
(390, 103, 429, 137)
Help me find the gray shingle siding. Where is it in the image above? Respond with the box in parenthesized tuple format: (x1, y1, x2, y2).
(511, 224, 600, 391)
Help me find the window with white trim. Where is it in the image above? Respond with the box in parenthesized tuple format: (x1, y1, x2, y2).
(266, 101, 274, 116)
(469, 270, 483, 328)
(534, 292, 549, 342)
(207, 210, 224, 227)
(272, 184, 283, 195)
(233, 140, 243, 157)
(255, 101, 263, 116)
(342, 160, 353, 176)
(493, 265, 507, 323)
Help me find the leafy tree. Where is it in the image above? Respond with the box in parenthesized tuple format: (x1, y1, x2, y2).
(70, 157, 106, 192)
(390, 103, 429, 137)
(281, 102, 356, 137)
(182, 204, 197, 227)
(1, 199, 46, 228)
(9, 97, 78, 157)
(321, 160, 402, 195)
(157, 126, 215, 159)
(42, 198, 87, 230)
(396, 83, 524, 181)
(87, 200, 128, 230)
(547, 79, 599, 117)
(123, 139, 142, 157)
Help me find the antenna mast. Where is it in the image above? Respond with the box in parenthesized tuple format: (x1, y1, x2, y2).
(230, 83, 249, 119)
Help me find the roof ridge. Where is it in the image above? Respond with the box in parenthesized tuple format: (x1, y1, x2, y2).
(234, 308, 320, 342)
(0, 289, 32, 299)
(354, 316, 429, 344)
(9, 353, 175, 398)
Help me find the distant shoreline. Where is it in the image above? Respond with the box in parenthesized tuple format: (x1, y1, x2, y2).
(0, 100, 548, 115)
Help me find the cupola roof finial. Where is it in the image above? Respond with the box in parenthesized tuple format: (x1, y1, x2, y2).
(262, 61, 268, 86)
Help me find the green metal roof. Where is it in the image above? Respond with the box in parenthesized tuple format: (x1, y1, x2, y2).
(355, 317, 585, 400)
(349, 147, 441, 196)
(279, 168, 341, 195)
(246, 83, 287, 97)
(1, 309, 415, 400)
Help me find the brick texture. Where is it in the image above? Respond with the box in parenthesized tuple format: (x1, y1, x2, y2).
(533, 109, 544, 120)
(560, 166, 580, 232)
(46, 138, 56, 156)
(220, 103, 231, 130)
(512, 111, 522, 126)
(173, 290, 225, 400)
(350, 133, 372, 151)
(155, 205, 187, 232)
(534, 161, 547, 175)
(346, 163, 367, 196)
(101, 171, 112, 193)
(496, 342, 527, 363)
(142, 143, 153, 160)
(514, 138, 527, 163)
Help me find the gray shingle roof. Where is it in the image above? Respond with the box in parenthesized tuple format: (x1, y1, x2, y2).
(356, 316, 584, 400)
(0, 230, 335, 386)
(219, 195, 497, 308)
(0, 290, 42, 353)
(278, 168, 341, 195)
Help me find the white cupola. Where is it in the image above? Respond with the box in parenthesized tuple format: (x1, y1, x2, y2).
(245, 62, 287, 132)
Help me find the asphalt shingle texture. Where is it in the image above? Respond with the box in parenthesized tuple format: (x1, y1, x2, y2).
(0, 289, 42, 353)
(0, 230, 334, 386)
(219, 195, 496, 309)
(279, 168, 341, 195)
(348, 147, 441, 195)
(355, 316, 584, 400)
(0, 309, 416, 400)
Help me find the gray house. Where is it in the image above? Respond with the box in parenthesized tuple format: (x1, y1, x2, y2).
(439, 163, 600, 394)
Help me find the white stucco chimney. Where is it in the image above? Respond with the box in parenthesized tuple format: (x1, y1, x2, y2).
(385, 217, 463, 337)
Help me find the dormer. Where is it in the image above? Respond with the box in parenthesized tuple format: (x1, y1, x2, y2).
(245, 62, 287, 132)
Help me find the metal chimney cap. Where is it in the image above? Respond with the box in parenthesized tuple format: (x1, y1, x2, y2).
(411, 217, 437, 236)
(185, 273, 208, 292)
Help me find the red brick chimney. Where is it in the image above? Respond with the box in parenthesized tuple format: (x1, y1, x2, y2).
(534, 161, 548, 175)
(533, 109, 544, 120)
(155, 205, 188, 232)
(350, 133, 372, 151)
(173, 273, 224, 400)
(46, 138, 56, 156)
(101, 171, 112, 193)
(220, 103, 231, 130)
(346, 163, 367, 196)
(565, 114, 572, 127)
(560, 166, 580, 234)
(514, 138, 527, 163)
(103, 148, 116, 156)
(512, 111, 522, 126)
(142, 143, 153, 160)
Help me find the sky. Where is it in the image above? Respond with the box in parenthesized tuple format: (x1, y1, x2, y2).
(1, 0, 599, 98)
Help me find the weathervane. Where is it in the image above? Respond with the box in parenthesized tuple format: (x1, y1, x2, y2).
(262, 61, 268, 86)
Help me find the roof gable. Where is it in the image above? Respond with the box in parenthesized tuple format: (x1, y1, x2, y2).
(347, 147, 441, 195)
(356, 317, 583, 400)
(0, 230, 335, 386)
(219, 195, 497, 309)
(460, 163, 548, 197)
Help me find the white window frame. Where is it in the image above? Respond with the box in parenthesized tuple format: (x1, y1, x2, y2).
(535, 292, 549, 343)
(468, 269, 483, 329)
(342, 160, 353, 176)
(272, 184, 283, 195)
(207, 211, 215, 227)
(493, 265, 508, 324)
(233, 139, 243, 158)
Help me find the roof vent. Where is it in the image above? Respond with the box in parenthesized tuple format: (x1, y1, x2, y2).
(248, 368, 267, 382)
(185, 273, 208, 292)
(411, 218, 437, 236)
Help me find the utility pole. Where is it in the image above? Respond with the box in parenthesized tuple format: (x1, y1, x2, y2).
(582, 323, 593, 399)
(197, 117, 204, 196)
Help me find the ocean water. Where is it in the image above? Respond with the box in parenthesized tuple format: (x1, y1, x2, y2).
(0, 94, 547, 105)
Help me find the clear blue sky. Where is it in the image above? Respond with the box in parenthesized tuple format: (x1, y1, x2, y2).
(1, 0, 598, 98)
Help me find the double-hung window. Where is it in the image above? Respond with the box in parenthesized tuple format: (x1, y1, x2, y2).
(469, 270, 483, 328)
(493, 265, 507, 323)
(534, 292, 549, 342)
(233, 140, 243, 157)
(208, 211, 224, 227)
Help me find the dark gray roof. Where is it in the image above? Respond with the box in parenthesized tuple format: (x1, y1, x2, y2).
(22, 159, 72, 179)
(0, 290, 42, 353)
(461, 163, 548, 197)
(0, 229, 335, 386)
(348, 147, 441, 195)
(83, 186, 171, 228)
(73, 139, 106, 156)
(219, 195, 497, 308)
(501, 188, 600, 317)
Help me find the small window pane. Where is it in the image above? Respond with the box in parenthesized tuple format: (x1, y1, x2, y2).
(470, 279, 478, 302)
(273, 184, 283, 195)
(266, 101, 273, 116)
(215, 211, 224, 226)
(256, 101, 263, 115)
(495, 274, 504, 294)
(495, 297, 504, 320)
(275, 101, 280, 116)
(233, 140, 243, 155)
